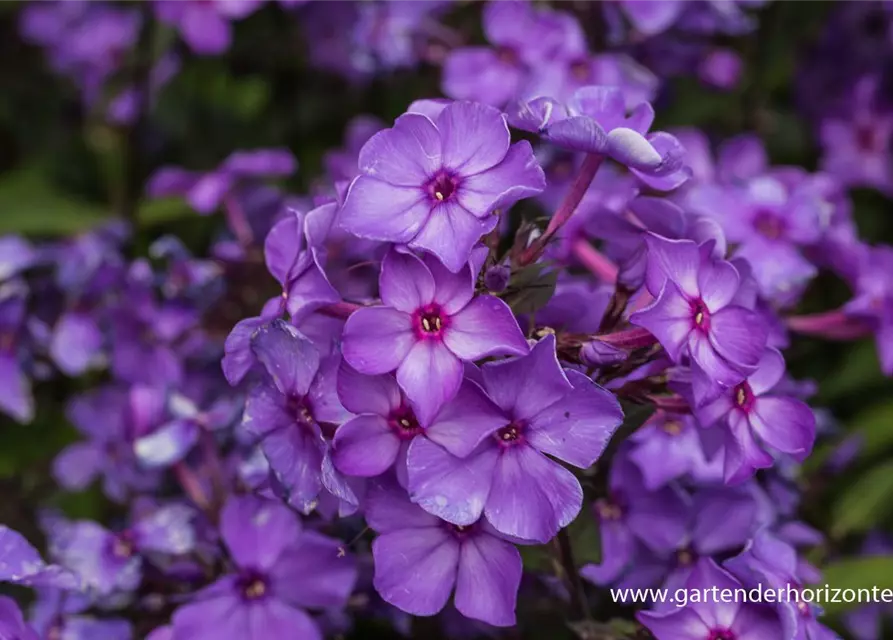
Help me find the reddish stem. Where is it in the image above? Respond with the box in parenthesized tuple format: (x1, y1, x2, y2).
(223, 193, 254, 247)
(320, 301, 362, 319)
(174, 462, 211, 513)
(571, 238, 618, 283)
(596, 326, 658, 350)
(519, 153, 604, 266)
(786, 310, 873, 340)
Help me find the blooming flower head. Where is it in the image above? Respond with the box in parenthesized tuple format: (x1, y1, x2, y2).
(406, 335, 623, 543)
(697, 349, 816, 484)
(638, 558, 783, 640)
(170, 495, 357, 640)
(631, 234, 768, 400)
(341, 250, 529, 425)
(339, 100, 545, 272)
(508, 86, 689, 191)
(366, 478, 522, 627)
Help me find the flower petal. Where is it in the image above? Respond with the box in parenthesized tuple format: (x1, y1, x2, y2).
(709, 306, 767, 371)
(380, 250, 435, 313)
(485, 445, 582, 543)
(407, 437, 497, 526)
(250, 320, 321, 397)
(444, 295, 528, 361)
(437, 102, 510, 175)
(749, 396, 815, 460)
(357, 113, 442, 186)
(339, 176, 429, 243)
(336, 361, 401, 416)
(332, 415, 400, 477)
(629, 282, 693, 363)
(425, 380, 506, 456)
(697, 259, 740, 313)
(454, 533, 522, 627)
(342, 307, 415, 375)
(396, 341, 463, 426)
(366, 476, 441, 533)
(272, 530, 357, 609)
(457, 141, 545, 217)
(220, 494, 301, 571)
(408, 200, 490, 273)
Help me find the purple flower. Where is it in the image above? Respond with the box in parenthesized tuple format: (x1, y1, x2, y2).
(638, 558, 783, 640)
(148, 148, 297, 216)
(332, 363, 505, 486)
(366, 478, 522, 626)
(507, 86, 689, 191)
(339, 101, 545, 272)
(242, 320, 348, 513)
(263, 204, 341, 321)
(697, 349, 816, 483)
(341, 250, 528, 425)
(630, 234, 768, 398)
(0, 285, 33, 423)
(30, 586, 133, 640)
(406, 335, 623, 542)
(170, 495, 357, 640)
(50, 505, 195, 595)
(153, 0, 265, 54)
(843, 244, 893, 375)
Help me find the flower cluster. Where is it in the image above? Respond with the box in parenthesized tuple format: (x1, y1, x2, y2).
(3, 1, 893, 640)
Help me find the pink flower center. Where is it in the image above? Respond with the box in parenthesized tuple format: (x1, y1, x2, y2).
(446, 521, 477, 539)
(495, 422, 525, 447)
(238, 572, 270, 601)
(707, 629, 736, 640)
(753, 209, 786, 240)
(691, 299, 711, 332)
(570, 58, 592, 82)
(734, 381, 755, 412)
(662, 419, 683, 436)
(427, 171, 459, 203)
(388, 405, 422, 440)
(676, 547, 696, 567)
(595, 498, 624, 521)
(412, 304, 448, 339)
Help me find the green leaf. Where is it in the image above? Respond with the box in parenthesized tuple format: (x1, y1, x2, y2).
(849, 402, 893, 459)
(818, 340, 883, 403)
(520, 509, 602, 573)
(502, 263, 559, 315)
(814, 556, 893, 615)
(0, 168, 106, 236)
(830, 460, 893, 538)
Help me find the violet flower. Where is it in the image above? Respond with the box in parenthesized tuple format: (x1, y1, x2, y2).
(170, 495, 357, 640)
(339, 100, 545, 272)
(697, 349, 816, 484)
(406, 335, 623, 543)
(366, 478, 522, 627)
(332, 363, 505, 487)
(0, 596, 39, 640)
(0, 284, 33, 423)
(508, 86, 689, 190)
(341, 250, 528, 426)
(638, 558, 783, 640)
(242, 320, 349, 513)
(0, 525, 80, 590)
(630, 234, 768, 399)
(153, 0, 265, 54)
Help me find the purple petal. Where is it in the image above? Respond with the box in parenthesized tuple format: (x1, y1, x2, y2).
(341, 307, 416, 374)
(622, 0, 683, 35)
(332, 415, 400, 477)
(220, 494, 301, 571)
(527, 370, 623, 468)
(457, 141, 545, 217)
(380, 250, 435, 313)
(437, 102, 510, 175)
(396, 340, 463, 427)
(146, 167, 197, 198)
(749, 397, 815, 459)
(629, 283, 693, 362)
(0, 353, 33, 423)
(170, 580, 248, 640)
(442, 49, 521, 107)
(251, 320, 321, 397)
(50, 312, 103, 376)
(264, 211, 305, 286)
(407, 200, 490, 273)
(52, 442, 102, 491)
(545, 116, 609, 153)
(724, 413, 774, 484)
(581, 517, 633, 585)
(480, 334, 572, 421)
(272, 530, 357, 609)
(485, 445, 582, 543)
(222, 315, 267, 386)
(336, 362, 401, 416)
(407, 438, 497, 526)
(426, 256, 474, 315)
(505, 96, 568, 133)
(643, 234, 701, 298)
(134, 419, 199, 468)
(339, 176, 429, 243)
(637, 607, 708, 640)
(425, 380, 506, 456)
(133, 505, 196, 555)
(186, 172, 230, 214)
(366, 477, 441, 533)
(0, 597, 39, 640)
(224, 148, 296, 177)
(284, 260, 340, 321)
(261, 424, 326, 514)
(372, 527, 459, 616)
(248, 599, 322, 640)
(697, 259, 740, 313)
(178, 8, 231, 55)
(454, 532, 522, 627)
(444, 295, 528, 361)
(747, 348, 785, 395)
(691, 490, 756, 555)
(690, 332, 747, 388)
(709, 306, 767, 371)
(357, 113, 442, 186)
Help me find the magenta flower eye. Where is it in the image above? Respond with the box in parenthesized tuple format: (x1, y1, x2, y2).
(752, 209, 786, 240)
(495, 422, 524, 444)
(412, 305, 447, 337)
(238, 573, 269, 601)
(707, 629, 736, 640)
(426, 171, 459, 202)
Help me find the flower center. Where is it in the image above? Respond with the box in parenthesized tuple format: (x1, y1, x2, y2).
(676, 547, 696, 567)
(388, 405, 422, 439)
(595, 498, 624, 521)
(412, 304, 448, 339)
(238, 572, 270, 601)
(570, 59, 591, 82)
(111, 533, 135, 559)
(662, 419, 683, 436)
(495, 422, 525, 446)
(691, 299, 711, 332)
(856, 124, 880, 152)
(427, 171, 458, 203)
(496, 45, 519, 66)
(734, 381, 755, 412)
(753, 209, 786, 240)
(707, 629, 736, 640)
